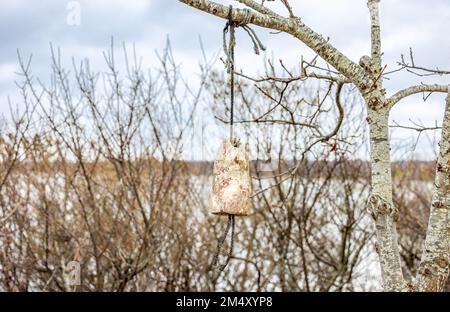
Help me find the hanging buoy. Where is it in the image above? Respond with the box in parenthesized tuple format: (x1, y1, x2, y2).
(211, 137, 251, 216)
(210, 4, 263, 272)
(210, 137, 251, 272)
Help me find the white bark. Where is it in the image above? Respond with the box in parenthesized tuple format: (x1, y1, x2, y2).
(415, 87, 450, 291)
(366, 99, 407, 291)
(365, 0, 407, 291)
(368, 0, 381, 72)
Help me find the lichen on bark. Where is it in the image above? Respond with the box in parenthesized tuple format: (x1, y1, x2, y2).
(415, 87, 450, 291)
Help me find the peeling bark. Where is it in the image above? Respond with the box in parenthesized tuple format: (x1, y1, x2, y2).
(415, 87, 450, 291)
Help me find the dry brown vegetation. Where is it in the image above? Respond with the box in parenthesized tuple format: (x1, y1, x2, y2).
(0, 43, 442, 291)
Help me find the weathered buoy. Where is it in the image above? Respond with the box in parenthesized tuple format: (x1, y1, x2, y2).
(211, 137, 251, 216)
(209, 5, 262, 272)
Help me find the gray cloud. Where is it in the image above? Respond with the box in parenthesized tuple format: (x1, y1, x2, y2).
(0, 0, 449, 159)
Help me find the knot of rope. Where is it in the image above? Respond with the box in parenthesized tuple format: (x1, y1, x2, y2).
(222, 6, 266, 74)
(222, 5, 266, 142)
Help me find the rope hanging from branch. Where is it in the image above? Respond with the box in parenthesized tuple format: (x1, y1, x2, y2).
(221, 7, 265, 140)
(211, 214, 235, 272)
(210, 5, 263, 273)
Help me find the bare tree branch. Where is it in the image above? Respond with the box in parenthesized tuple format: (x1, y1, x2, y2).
(178, 0, 368, 88)
(236, 0, 280, 17)
(280, 0, 295, 18)
(368, 0, 381, 72)
(388, 84, 448, 109)
(397, 47, 450, 77)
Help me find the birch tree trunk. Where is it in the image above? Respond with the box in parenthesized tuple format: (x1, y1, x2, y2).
(366, 97, 407, 291)
(364, 0, 407, 291)
(415, 87, 450, 291)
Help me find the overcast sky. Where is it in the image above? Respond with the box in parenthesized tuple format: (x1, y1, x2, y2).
(0, 0, 449, 159)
